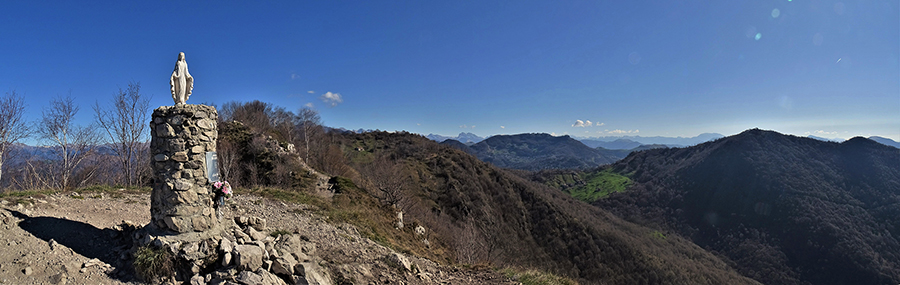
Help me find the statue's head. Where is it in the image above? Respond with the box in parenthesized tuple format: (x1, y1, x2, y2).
(178, 52, 185, 61)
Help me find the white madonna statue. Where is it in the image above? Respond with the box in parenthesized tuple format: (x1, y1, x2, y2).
(170, 52, 194, 105)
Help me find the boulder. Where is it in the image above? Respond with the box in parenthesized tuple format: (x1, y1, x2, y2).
(246, 226, 267, 241)
(234, 244, 264, 271)
(256, 268, 288, 285)
(415, 225, 426, 236)
(271, 254, 297, 276)
(236, 270, 263, 285)
(220, 238, 234, 253)
(221, 252, 232, 267)
(294, 262, 332, 285)
(249, 217, 267, 231)
(386, 252, 412, 272)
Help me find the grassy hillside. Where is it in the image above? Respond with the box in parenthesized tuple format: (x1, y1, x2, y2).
(530, 168, 632, 203)
(567, 169, 631, 202)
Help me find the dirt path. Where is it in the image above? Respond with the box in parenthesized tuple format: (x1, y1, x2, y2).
(0, 192, 516, 285)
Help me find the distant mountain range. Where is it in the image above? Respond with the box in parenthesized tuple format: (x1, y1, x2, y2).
(870, 136, 900, 148)
(806, 135, 843, 142)
(588, 129, 900, 284)
(425, 131, 900, 151)
(798, 135, 900, 149)
(425, 132, 484, 144)
(465, 134, 621, 170)
(579, 138, 643, 149)
(441, 133, 668, 171)
(426, 132, 723, 148)
(576, 133, 724, 148)
(5, 143, 122, 161)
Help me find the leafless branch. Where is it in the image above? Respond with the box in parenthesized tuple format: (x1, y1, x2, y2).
(38, 94, 99, 190)
(93, 82, 150, 186)
(0, 90, 31, 187)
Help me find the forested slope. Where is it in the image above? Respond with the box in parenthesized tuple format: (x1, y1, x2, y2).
(595, 129, 900, 284)
(339, 131, 757, 284)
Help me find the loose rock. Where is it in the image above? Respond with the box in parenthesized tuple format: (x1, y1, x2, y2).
(234, 244, 264, 271)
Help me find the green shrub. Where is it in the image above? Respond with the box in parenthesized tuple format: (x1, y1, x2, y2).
(133, 246, 174, 283)
(329, 176, 358, 193)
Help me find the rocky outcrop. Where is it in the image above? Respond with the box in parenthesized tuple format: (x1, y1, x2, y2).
(149, 104, 219, 233)
(133, 216, 332, 285)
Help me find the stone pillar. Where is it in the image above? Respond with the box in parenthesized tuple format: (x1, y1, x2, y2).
(149, 104, 218, 233)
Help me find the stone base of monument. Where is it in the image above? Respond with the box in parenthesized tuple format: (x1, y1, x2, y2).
(130, 215, 332, 285)
(149, 104, 220, 234)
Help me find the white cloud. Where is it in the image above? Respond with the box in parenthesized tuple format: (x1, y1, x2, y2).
(807, 130, 838, 136)
(607, 129, 639, 134)
(459, 124, 468, 128)
(500, 126, 505, 129)
(307, 90, 315, 94)
(319, 92, 343, 107)
(291, 73, 301, 80)
(572, 119, 603, 127)
(304, 102, 314, 108)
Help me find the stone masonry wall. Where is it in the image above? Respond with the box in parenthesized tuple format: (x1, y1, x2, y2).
(149, 104, 218, 233)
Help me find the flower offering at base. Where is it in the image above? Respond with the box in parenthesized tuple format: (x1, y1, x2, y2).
(214, 181, 233, 200)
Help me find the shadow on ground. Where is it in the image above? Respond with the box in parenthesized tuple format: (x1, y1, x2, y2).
(8, 209, 134, 282)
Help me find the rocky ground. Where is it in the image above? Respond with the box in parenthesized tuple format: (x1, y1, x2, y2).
(0, 191, 517, 285)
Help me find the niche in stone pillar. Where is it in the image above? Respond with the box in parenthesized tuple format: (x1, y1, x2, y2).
(149, 104, 218, 233)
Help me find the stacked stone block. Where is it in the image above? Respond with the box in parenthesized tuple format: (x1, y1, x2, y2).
(149, 104, 218, 233)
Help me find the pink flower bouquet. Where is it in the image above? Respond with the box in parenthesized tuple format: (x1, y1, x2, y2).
(213, 181, 233, 199)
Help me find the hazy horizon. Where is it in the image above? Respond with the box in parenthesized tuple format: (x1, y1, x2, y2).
(2, 1, 897, 143)
(418, 129, 895, 142)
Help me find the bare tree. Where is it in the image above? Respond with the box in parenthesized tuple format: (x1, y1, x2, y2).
(93, 82, 151, 186)
(220, 100, 272, 132)
(270, 107, 298, 145)
(217, 139, 239, 184)
(455, 220, 488, 265)
(296, 107, 321, 164)
(38, 95, 100, 190)
(362, 155, 410, 209)
(0, 91, 31, 187)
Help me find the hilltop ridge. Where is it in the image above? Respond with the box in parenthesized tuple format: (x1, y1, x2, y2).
(464, 133, 620, 170)
(593, 129, 900, 284)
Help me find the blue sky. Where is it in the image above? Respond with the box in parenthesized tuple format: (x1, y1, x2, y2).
(1, 1, 897, 142)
